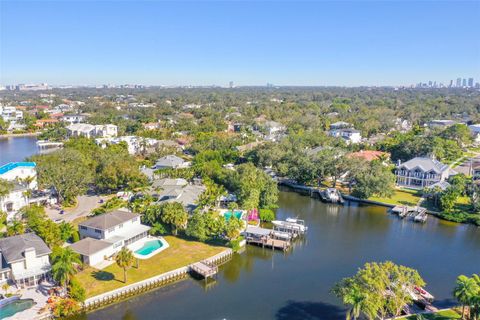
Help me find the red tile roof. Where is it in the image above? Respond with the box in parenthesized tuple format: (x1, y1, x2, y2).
(348, 150, 390, 161)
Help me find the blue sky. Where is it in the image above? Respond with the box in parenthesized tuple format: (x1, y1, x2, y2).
(1, 1, 479, 86)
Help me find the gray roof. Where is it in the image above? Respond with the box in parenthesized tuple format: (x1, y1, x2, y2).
(154, 155, 186, 168)
(69, 237, 112, 256)
(153, 178, 188, 188)
(156, 184, 206, 212)
(0, 233, 51, 263)
(398, 157, 449, 173)
(80, 210, 138, 230)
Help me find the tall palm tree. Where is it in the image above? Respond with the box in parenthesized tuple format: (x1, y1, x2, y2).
(115, 247, 134, 283)
(343, 287, 366, 320)
(51, 247, 81, 290)
(454, 275, 479, 320)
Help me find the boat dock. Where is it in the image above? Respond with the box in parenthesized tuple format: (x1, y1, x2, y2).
(315, 188, 345, 204)
(243, 225, 291, 251)
(272, 218, 307, 236)
(190, 261, 218, 280)
(36, 141, 64, 149)
(391, 206, 428, 223)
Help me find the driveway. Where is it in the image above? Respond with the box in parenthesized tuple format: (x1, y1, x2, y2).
(46, 194, 110, 223)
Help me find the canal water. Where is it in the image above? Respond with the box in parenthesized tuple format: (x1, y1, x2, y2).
(75, 190, 480, 320)
(0, 136, 39, 163)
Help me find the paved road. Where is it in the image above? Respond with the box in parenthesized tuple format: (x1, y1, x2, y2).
(46, 194, 110, 222)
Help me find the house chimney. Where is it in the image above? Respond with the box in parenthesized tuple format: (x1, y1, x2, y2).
(397, 159, 402, 166)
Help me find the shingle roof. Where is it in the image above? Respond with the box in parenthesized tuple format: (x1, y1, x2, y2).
(69, 237, 112, 256)
(398, 157, 449, 173)
(0, 233, 51, 263)
(155, 155, 185, 168)
(79, 210, 138, 230)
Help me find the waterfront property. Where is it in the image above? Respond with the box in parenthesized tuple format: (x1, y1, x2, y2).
(0, 233, 51, 287)
(0, 162, 37, 189)
(152, 178, 206, 212)
(75, 236, 226, 298)
(70, 210, 151, 267)
(395, 157, 451, 189)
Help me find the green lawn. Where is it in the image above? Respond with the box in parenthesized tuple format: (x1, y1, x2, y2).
(75, 236, 227, 297)
(402, 309, 461, 320)
(368, 189, 422, 207)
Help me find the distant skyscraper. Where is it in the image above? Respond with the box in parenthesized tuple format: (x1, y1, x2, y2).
(229, 81, 234, 88)
(449, 80, 453, 88)
(462, 78, 467, 87)
(456, 78, 462, 87)
(468, 78, 474, 87)
(428, 81, 433, 87)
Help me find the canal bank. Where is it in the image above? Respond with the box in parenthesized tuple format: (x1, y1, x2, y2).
(75, 190, 480, 320)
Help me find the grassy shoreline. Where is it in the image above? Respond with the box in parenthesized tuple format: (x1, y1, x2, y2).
(76, 236, 226, 298)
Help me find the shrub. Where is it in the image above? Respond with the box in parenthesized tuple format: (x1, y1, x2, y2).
(68, 277, 86, 302)
(259, 208, 276, 222)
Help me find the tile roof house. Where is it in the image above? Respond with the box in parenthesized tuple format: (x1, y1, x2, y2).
(0, 233, 51, 287)
(348, 150, 390, 162)
(70, 210, 150, 266)
(395, 157, 452, 189)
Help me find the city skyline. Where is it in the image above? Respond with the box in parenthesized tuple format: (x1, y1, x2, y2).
(1, 1, 479, 86)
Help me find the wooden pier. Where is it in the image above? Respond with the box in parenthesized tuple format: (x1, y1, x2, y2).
(190, 261, 218, 280)
(246, 237, 291, 251)
(391, 206, 428, 223)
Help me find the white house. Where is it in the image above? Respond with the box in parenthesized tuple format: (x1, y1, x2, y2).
(395, 157, 451, 189)
(61, 114, 86, 124)
(70, 210, 151, 266)
(66, 123, 118, 138)
(0, 106, 23, 122)
(0, 184, 29, 220)
(328, 128, 362, 144)
(0, 233, 51, 287)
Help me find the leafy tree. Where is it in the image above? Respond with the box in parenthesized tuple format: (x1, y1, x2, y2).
(30, 149, 92, 204)
(160, 202, 188, 235)
(6, 219, 25, 236)
(51, 247, 81, 290)
(68, 277, 86, 302)
(332, 261, 425, 319)
(0, 178, 14, 198)
(259, 208, 276, 222)
(225, 216, 243, 240)
(439, 187, 459, 212)
(115, 247, 134, 283)
(186, 212, 208, 241)
(351, 161, 395, 199)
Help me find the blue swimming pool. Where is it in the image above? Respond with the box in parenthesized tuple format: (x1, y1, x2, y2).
(223, 211, 242, 221)
(0, 298, 35, 319)
(135, 240, 163, 256)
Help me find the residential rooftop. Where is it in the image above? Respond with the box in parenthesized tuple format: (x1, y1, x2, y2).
(0, 233, 51, 264)
(0, 162, 36, 175)
(79, 210, 139, 230)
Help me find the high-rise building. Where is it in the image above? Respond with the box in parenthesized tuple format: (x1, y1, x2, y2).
(462, 78, 467, 87)
(449, 80, 453, 88)
(456, 78, 462, 87)
(229, 81, 234, 88)
(468, 78, 474, 87)
(428, 81, 433, 87)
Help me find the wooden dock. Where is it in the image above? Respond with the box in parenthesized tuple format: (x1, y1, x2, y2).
(190, 261, 218, 279)
(246, 237, 290, 251)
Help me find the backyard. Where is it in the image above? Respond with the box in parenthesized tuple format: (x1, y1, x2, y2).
(403, 309, 461, 320)
(75, 236, 227, 297)
(369, 188, 422, 207)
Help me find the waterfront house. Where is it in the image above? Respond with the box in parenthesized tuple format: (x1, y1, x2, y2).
(395, 157, 451, 189)
(66, 123, 118, 138)
(0, 106, 23, 122)
(153, 155, 190, 170)
(70, 210, 151, 266)
(61, 114, 87, 124)
(0, 233, 51, 287)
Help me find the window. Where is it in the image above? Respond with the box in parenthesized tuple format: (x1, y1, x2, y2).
(94, 229, 102, 234)
(118, 223, 123, 229)
(80, 226, 87, 231)
(107, 227, 115, 233)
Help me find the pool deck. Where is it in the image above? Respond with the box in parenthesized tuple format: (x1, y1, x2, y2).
(130, 236, 170, 260)
(2, 281, 54, 320)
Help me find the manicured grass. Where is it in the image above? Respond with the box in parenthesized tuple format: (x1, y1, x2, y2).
(403, 309, 461, 320)
(368, 188, 421, 207)
(75, 236, 226, 297)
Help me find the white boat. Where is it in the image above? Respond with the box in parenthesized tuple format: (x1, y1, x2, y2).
(272, 219, 308, 233)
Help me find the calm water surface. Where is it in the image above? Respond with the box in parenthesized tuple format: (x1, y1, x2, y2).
(77, 190, 480, 320)
(0, 136, 39, 163)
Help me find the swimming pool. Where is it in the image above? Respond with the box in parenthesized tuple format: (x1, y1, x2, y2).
(135, 240, 164, 256)
(0, 298, 35, 319)
(223, 211, 243, 221)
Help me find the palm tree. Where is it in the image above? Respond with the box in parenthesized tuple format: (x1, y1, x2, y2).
(51, 247, 81, 290)
(454, 275, 479, 320)
(343, 287, 366, 320)
(115, 247, 134, 283)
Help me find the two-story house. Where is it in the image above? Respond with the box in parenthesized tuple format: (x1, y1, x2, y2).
(70, 210, 151, 266)
(0, 233, 51, 287)
(395, 157, 451, 189)
(66, 123, 118, 138)
(328, 128, 362, 144)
